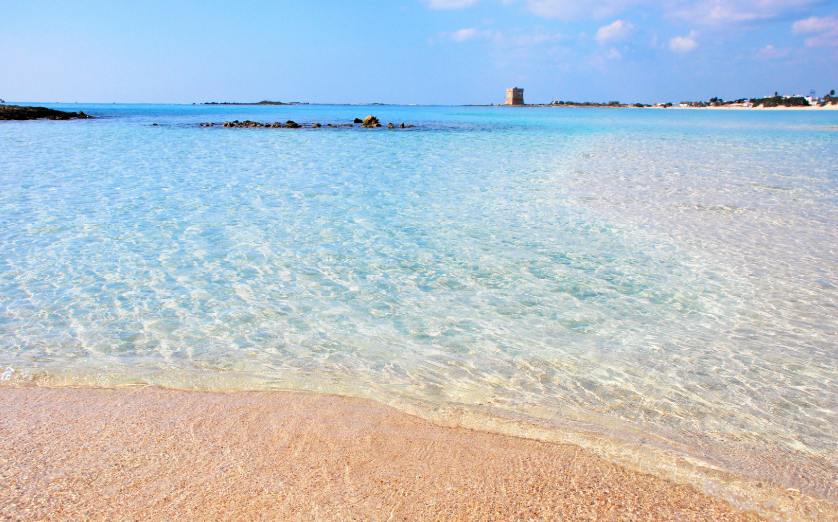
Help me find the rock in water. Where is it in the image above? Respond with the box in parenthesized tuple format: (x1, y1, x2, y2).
(362, 115, 379, 127)
(388, 123, 395, 129)
(353, 118, 363, 123)
(313, 123, 321, 128)
(0, 105, 92, 120)
(399, 123, 405, 128)
(286, 120, 301, 128)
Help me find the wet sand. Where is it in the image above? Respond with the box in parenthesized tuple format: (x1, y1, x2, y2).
(0, 387, 762, 521)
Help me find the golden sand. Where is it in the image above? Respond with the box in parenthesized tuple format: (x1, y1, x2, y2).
(0, 387, 763, 521)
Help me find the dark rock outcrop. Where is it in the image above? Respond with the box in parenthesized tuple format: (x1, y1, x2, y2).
(362, 115, 381, 128)
(0, 105, 91, 121)
(353, 118, 363, 123)
(216, 119, 407, 130)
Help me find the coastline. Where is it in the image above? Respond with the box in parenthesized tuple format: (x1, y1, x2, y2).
(0, 386, 766, 521)
(9, 366, 837, 520)
(475, 104, 838, 110)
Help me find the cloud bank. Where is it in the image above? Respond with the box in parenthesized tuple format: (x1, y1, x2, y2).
(669, 31, 698, 52)
(423, 0, 480, 9)
(793, 15, 838, 47)
(595, 20, 634, 43)
(500, 0, 820, 23)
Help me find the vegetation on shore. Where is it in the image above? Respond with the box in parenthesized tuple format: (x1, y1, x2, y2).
(539, 89, 837, 108)
(751, 96, 809, 107)
(0, 105, 91, 120)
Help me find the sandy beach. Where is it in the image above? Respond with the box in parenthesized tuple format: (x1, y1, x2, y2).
(0, 387, 765, 521)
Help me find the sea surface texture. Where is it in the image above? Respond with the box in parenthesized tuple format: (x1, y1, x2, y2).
(1, 105, 837, 515)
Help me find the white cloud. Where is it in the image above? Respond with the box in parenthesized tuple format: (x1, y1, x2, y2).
(432, 28, 497, 43)
(669, 0, 817, 24)
(506, 0, 819, 23)
(423, 0, 479, 8)
(792, 15, 838, 47)
(757, 44, 789, 58)
(433, 27, 559, 46)
(606, 47, 623, 59)
(670, 31, 697, 52)
(509, 0, 635, 20)
(595, 20, 634, 43)
(451, 28, 480, 41)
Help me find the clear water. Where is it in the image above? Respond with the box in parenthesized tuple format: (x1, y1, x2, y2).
(2, 104, 837, 512)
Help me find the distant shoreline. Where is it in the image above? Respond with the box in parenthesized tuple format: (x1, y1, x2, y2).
(201, 101, 308, 106)
(468, 103, 838, 110)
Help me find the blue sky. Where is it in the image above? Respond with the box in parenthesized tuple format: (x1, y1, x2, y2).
(1, 0, 836, 104)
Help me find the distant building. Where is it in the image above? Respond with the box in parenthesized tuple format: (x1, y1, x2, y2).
(505, 88, 524, 106)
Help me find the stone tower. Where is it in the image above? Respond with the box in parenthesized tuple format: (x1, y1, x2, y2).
(505, 88, 524, 105)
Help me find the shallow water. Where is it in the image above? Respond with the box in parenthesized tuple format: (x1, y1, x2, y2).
(1, 104, 837, 513)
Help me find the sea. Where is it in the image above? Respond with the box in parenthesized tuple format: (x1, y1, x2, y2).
(2, 104, 837, 519)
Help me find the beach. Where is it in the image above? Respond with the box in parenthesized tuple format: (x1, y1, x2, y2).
(1, 386, 765, 521)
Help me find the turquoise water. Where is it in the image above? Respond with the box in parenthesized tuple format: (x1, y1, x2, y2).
(2, 104, 837, 511)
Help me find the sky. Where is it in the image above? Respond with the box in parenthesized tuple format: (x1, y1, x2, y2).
(1, 0, 836, 104)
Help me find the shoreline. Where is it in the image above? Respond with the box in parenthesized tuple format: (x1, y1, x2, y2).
(3, 367, 838, 521)
(470, 104, 838, 110)
(0, 386, 767, 521)
(2, 386, 836, 521)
